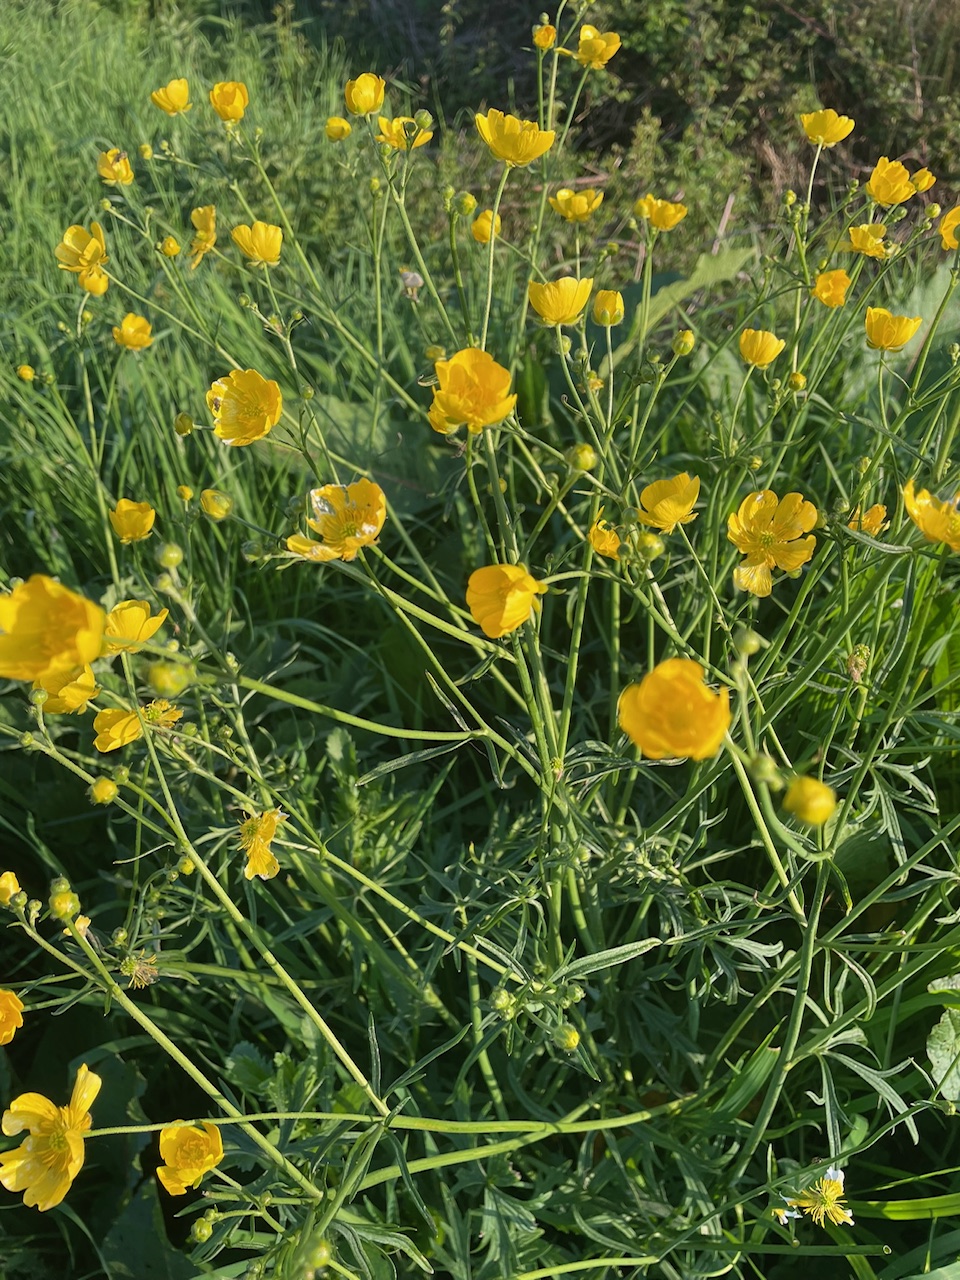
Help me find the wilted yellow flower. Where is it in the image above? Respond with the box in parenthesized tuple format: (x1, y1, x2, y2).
(0, 872, 21, 905)
(939, 206, 960, 250)
(34, 665, 99, 715)
(209, 81, 248, 123)
(97, 148, 133, 186)
(618, 659, 730, 760)
(739, 328, 786, 368)
(112, 314, 153, 350)
(103, 600, 169, 654)
(593, 290, 624, 326)
(864, 306, 922, 352)
(811, 269, 851, 308)
(528, 276, 593, 326)
(783, 776, 837, 826)
(159, 236, 181, 257)
(430, 348, 517, 434)
(848, 504, 888, 536)
(466, 564, 548, 639)
(189, 205, 217, 270)
(344, 73, 386, 116)
(0, 990, 24, 1045)
(636, 473, 700, 534)
(200, 489, 233, 521)
(902, 478, 960, 552)
(151, 78, 192, 115)
(533, 23, 556, 49)
(17, 364, 35, 382)
(287, 479, 386, 562)
(727, 490, 817, 597)
(471, 210, 501, 244)
(0, 576, 104, 685)
(634, 195, 688, 230)
(799, 109, 854, 146)
(573, 24, 621, 69)
(109, 499, 155, 543)
(913, 167, 936, 193)
(157, 1122, 224, 1194)
(206, 368, 282, 446)
(475, 109, 555, 166)
(786, 1167, 854, 1228)
(549, 188, 604, 222)
(239, 809, 285, 881)
(589, 509, 621, 559)
(326, 115, 352, 141)
(55, 222, 108, 283)
(376, 115, 433, 150)
(231, 221, 282, 266)
(843, 223, 888, 258)
(865, 156, 916, 207)
(88, 777, 118, 805)
(0, 1064, 101, 1211)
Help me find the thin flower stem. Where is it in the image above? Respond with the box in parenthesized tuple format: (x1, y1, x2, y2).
(480, 167, 511, 350)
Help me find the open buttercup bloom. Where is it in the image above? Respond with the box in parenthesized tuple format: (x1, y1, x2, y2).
(593, 290, 625, 326)
(727, 490, 818, 597)
(157, 1122, 224, 1194)
(344, 73, 386, 116)
(588, 510, 621, 559)
(231, 220, 283, 266)
(209, 80, 248, 123)
(240, 809, 285, 881)
(475, 109, 554, 166)
(151, 78, 191, 115)
(112, 314, 153, 350)
(800, 109, 854, 146)
(287, 479, 386, 562)
(109, 498, 155, 543)
(206, 369, 282, 446)
(865, 156, 916, 206)
(0, 1064, 101, 1211)
(93, 700, 182, 753)
(848, 504, 888, 536)
(634, 195, 688, 231)
(533, 23, 556, 49)
(812, 269, 851, 308)
(549, 188, 604, 222)
(0, 575, 105, 685)
(429, 348, 517, 435)
(325, 116, 352, 141)
(97, 148, 133, 186)
(471, 210, 501, 244)
(739, 328, 786, 368)
(0, 872, 22, 905)
(55, 222, 107, 284)
(939, 206, 960, 250)
(573, 24, 621, 69)
(0, 990, 24, 1045)
(103, 600, 169, 654)
(33, 665, 99, 715)
(189, 205, 217, 270)
(618, 659, 730, 760)
(783, 777, 838, 826)
(636, 473, 700, 534)
(864, 306, 922, 352)
(528, 276, 594, 326)
(467, 564, 547, 639)
(903, 478, 960, 552)
(376, 116, 433, 150)
(843, 223, 888, 258)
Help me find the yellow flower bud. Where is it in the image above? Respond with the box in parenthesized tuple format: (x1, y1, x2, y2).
(201, 489, 233, 521)
(672, 329, 695, 357)
(16, 364, 35, 382)
(174, 412, 194, 437)
(89, 778, 118, 805)
(533, 23, 557, 49)
(788, 371, 807, 392)
(566, 443, 598, 471)
(176, 485, 193, 502)
(782, 776, 837, 826)
(159, 236, 181, 257)
(49, 888, 81, 920)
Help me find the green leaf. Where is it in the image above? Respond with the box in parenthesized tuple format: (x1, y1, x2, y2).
(927, 1007, 960, 1100)
(552, 938, 661, 982)
(100, 1184, 195, 1279)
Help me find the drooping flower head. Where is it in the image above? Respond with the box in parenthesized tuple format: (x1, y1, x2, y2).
(109, 499, 156, 543)
(727, 490, 818, 597)
(34, 665, 99, 714)
(231, 221, 282, 266)
(0, 990, 24, 1046)
(549, 188, 604, 222)
(206, 369, 282, 446)
(344, 73, 386, 116)
(848, 504, 888, 537)
(913, 167, 936, 193)
(112, 314, 153, 350)
(528, 277, 593, 326)
(865, 156, 916, 207)
(429, 348, 517, 435)
(799, 109, 854, 146)
(326, 116, 352, 141)
(811, 269, 851, 308)
(636, 473, 701, 534)
(103, 601, 169, 655)
(150, 78, 192, 115)
(939, 206, 960, 251)
(475, 110, 555, 167)
(573, 24, 621, 69)
(0, 1064, 102, 1211)
(376, 116, 433, 150)
(97, 149, 133, 186)
(287, 479, 386, 562)
(157, 1122, 224, 1195)
(588, 510, 621, 559)
(739, 329, 786, 368)
(239, 809, 285, 881)
(189, 205, 217, 270)
(902, 478, 960, 552)
(634, 195, 688, 231)
(209, 81, 248, 123)
(466, 564, 547, 639)
(618, 659, 730, 760)
(0, 575, 104, 685)
(471, 210, 501, 244)
(864, 307, 922, 352)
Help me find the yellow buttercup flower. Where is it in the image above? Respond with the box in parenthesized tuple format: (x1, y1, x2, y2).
(151, 78, 191, 115)
(97, 148, 133, 186)
(466, 564, 548, 639)
(103, 600, 169, 654)
(0, 576, 105, 685)
(206, 369, 282, 446)
(727, 490, 817, 597)
(56, 222, 107, 278)
(344, 73, 386, 116)
(159, 236, 181, 257)
(0, 872, 21, 905)
(783, 776, 837, 827)
(231, 221, 283, 266)
(573, 24, 621, 69)
(93, 707, 142, 753)
(209, 81, 248, 123)
(109, 499, 156, 543)
(475, 109, 555, 166)
(634, 195, 688, 230)
(799, 109, 854, 146)
(430, 348, 517, 434)
(902, 478, 960, 552)
(528, 276, 593, 326)
(843, 223, 888, 258)
(0, 990, 24, 1045)
(811, 269, 851, 308)
(79, 267, 108, 296)
(325, 116, 352, 141)
(112, 314, 153, 350)
(593, 290, 624, 326)
(157, 1122, 224, 1194)
(471, 210, 501, 244)
(864, 306, 922, 352)
(784, 1167, 854, 1228)
(34, 665, 99, 715)
(17, 364, 35, 382)
(239, 809, 285, 881)
(287, 479, 386, 562)
(865, 156, 916, 207)
(533, 23, 556, 49)
(588, 510, 621, 559)
(618, 659, 730, 760)
(739, 328, 786, 368)
(0, 1064, 101, 1211)
(189, 205, 217, 270)
(848, 504, 888, 536)
(200, 489, 233, 521)
(939, 206, 960, 250)
(376, 116, 433, 150)
(636, 473, 700, 534)
(549, 188, 604, 222)
(913, 167, 936, 193)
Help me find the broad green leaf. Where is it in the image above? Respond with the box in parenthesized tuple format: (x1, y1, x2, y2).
(927, 1007, 960, 1100)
